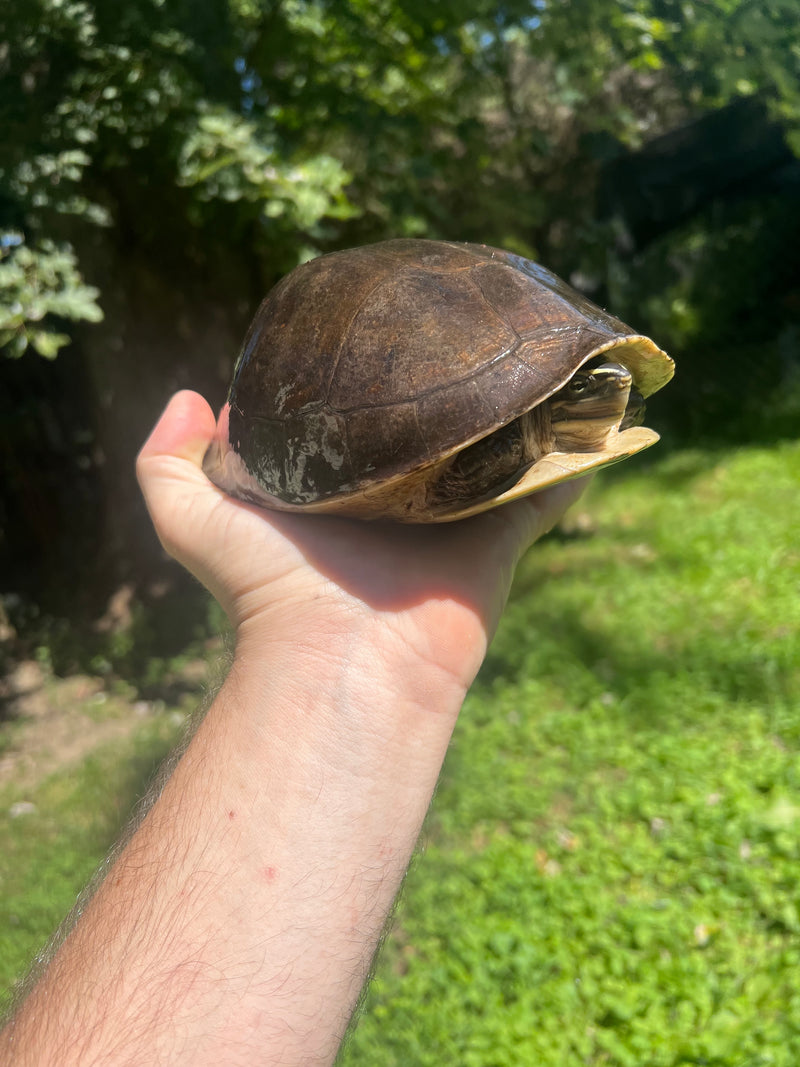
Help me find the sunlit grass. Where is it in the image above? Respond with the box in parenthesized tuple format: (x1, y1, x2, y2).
(342, 441, 800, 1066)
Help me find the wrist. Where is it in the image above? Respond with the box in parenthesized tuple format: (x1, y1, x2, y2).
(232, 582, 487, 708)
(228, 613, 471, 777)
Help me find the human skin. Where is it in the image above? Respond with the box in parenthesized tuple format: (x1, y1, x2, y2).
(0, 390, 586, 1066)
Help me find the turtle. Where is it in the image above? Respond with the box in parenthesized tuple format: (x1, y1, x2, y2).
(203, 239, 674, 522)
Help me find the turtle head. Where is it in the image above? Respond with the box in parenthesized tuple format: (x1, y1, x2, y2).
(550, 360, 644, 451)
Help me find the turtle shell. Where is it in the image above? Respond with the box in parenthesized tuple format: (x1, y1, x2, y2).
(204, 239, 674, 522)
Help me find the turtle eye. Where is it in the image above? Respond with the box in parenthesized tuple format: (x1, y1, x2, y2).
(569, 376, 589, 395)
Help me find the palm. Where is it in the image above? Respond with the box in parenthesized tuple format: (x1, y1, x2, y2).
(138, 391, 585, 690)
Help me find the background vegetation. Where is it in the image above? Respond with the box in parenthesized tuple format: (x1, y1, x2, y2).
(1, 1, 799, 1061)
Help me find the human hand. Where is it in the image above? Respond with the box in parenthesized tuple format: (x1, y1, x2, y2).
(137, 390, 587, 695)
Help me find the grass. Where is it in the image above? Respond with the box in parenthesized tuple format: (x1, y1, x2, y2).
(339, 440, 800, 1066)
(0, 716, 185, 1002)
(1, 440, 799, 1064)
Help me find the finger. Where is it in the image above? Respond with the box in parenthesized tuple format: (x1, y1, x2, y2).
(136, 390, 224, 562)
(498, 475, 592, 561)
(136, 389, 219, 517)
(137, 390, 218, 469)
(530, 476, 590, 536)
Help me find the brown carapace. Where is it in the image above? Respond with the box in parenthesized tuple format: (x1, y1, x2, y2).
(203, 240, 674, 522)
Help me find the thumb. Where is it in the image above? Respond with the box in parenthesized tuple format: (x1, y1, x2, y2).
(137, 389, 218, 469)
(136, 390, 222, 564)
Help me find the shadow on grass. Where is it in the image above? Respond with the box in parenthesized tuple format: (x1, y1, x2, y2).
(474, 579, 796, 732)
(1, 576, 225, 723)
(0, 720, 187, 1014)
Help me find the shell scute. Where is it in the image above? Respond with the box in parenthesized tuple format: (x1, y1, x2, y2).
(341, 400, 429, 481)
(326, 268, 516, 409)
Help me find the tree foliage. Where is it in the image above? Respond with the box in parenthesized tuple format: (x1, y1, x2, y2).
(2, 0, 796, 355)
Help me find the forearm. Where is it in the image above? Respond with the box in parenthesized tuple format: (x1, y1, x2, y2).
(1, 633, 468, 1066)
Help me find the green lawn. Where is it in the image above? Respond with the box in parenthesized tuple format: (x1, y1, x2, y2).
(341, 441, 800, 1066)
(2, 441, 799, 1065)
(0, 717, 184, 998)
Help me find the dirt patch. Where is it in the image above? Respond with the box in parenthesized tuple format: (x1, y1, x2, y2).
(0, 656, 216, 798)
